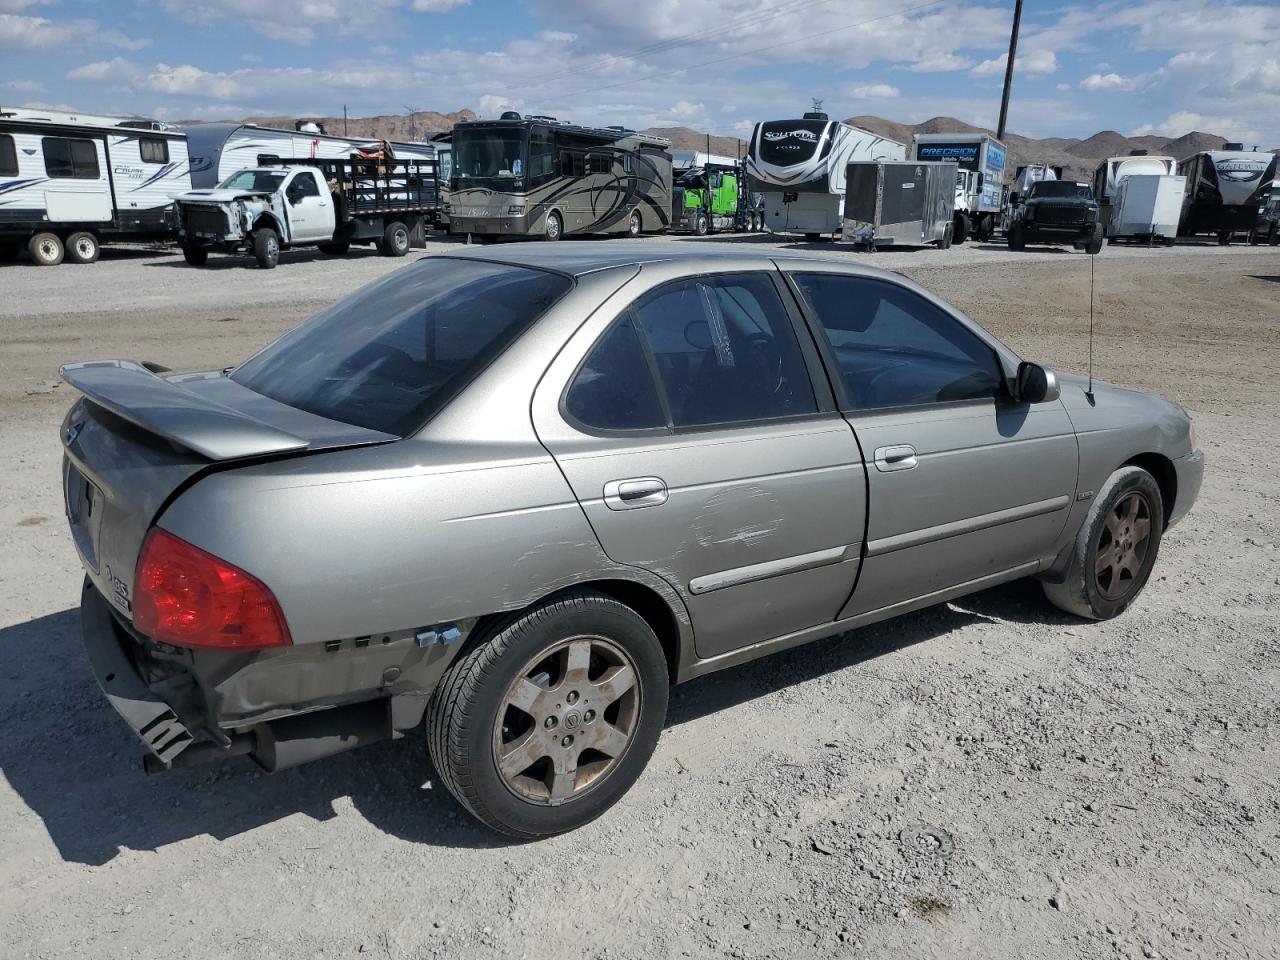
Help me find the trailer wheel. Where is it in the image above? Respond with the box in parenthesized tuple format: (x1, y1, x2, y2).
(379, 221, 410, 257)
(1217, 230, 1231, 246)
(627, 209, 642, 238)
(695, 213, 710, 237)
(952, 214, 968, 245)
(1007, 222, 1025, 251)
(543, 210, 563, 242)
(28, 232, 64, 267)
(941, 223, 953, 250)
(182, 241, 209, 266)
(65, 231, 100, 264)
(318, 241, 350, 256)
(253, 228, 280, 269)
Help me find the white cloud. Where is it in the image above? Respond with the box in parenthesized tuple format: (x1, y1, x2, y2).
(851, 83, 900, 99)
(1130, 111, 1263, 144)
(1081, 72, 1138, 91)
(1056, 82, 1071, 92)
(971, 54, 1006, 77)
(0, 0, 50, 10)
(412, 0, 469, 9)
(971, 48, 1055, 78)
(161, 0, 402, 44)
(908, 53, 975, 73)
(0, 13, 149, 50)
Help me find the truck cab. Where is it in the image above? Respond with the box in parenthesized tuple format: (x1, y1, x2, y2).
(671, 164, 756, 234)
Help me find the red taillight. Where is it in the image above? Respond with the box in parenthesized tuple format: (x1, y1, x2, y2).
(133, 529, 291, 650)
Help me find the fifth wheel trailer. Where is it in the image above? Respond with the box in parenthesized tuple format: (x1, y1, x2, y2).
(841, 160, 957, 249)
(1177, 147, 1278, 243)
(0, 106, 191, 266)
(745, 109, 904, 239)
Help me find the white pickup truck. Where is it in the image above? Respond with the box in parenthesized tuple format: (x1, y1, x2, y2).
(175, 160, 441, 268)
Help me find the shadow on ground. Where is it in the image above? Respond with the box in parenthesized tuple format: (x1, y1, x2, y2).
(0, 579, 1074, 863)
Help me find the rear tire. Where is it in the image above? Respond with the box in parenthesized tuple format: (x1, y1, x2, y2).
(318, 240, 350, 255)
(65, 231, 99, 264)
(28, 231, 64, 266)
(426, 590, 669, 838)
(543, 210, 563, 242)
(627, 209, 642, 238)
(952, 214, 968, 245)
(1042, 466, 1164, 621)
(379, 221, 410, 257)
(253, 228, 279, 269)
(1270, 227, 1279, 246)
(181, 240, 208, 266)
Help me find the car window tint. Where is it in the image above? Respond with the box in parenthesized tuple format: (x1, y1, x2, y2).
(231, 259, 572, 436)
(0, 135, 17, 177)
(565, 318, 665, 430)
(630, 273, 817, 428)
(293, 173, 321, 197)
(793, 273, 1003, 410)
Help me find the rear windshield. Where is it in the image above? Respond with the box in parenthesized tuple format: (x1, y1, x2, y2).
(231, 258, 572, 435)
(1028, 181, 1092, 199)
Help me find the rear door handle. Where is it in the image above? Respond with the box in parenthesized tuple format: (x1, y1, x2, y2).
(603, 477, 668, 510)
(874, 444, 918, 472)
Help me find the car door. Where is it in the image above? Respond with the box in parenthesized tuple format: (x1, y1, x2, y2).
(532, 267, 867, 661)
(784, 268, 1079, 618)
(285, 170, 333, 242)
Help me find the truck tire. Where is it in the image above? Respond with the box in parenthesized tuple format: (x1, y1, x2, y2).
(627, 209, 642, 238)
(318, 241, 350, 256)
(695, 213, 709, 236)
(543, 210, 563, 242)
(253, 228, 280, 269)
(952, 214, 968, 245)
(182, 241, 208, 266)
(426, 589, 669, 838)
(65, 231, 100, 264)
(1217, 230, 1231, 245)
(379, 221, 410, 257)
(28, 232, 64, 266)
(1007, 222, 1025, 251)
(1270, 226, 1279, 246)
(1085, 224, 1105, 256)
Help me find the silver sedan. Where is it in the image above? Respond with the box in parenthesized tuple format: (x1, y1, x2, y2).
(60, 245, 1203, 837)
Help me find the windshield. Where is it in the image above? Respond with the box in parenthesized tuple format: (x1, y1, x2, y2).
(231, 259, 572, 435)
(453, 128, 527, 181)
(1028, 181, 1092, 200)
(218, 170, 286, 192)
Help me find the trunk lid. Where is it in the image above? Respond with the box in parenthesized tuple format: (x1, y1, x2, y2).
(61, 360, 395, 620)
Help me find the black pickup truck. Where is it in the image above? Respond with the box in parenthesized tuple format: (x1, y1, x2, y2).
(1007, 180, 1104, 254)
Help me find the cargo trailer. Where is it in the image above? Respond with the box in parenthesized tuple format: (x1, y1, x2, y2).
(841, 160, 956, 249)
(1107, 174, 1186, 245)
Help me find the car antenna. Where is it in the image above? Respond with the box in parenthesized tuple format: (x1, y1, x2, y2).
(1086, 252, 1097, 405)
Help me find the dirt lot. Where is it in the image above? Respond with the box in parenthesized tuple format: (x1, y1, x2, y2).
(1, 236, 1278, 960)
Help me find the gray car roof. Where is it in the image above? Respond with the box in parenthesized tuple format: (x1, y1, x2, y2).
(432, 241, 869, 277)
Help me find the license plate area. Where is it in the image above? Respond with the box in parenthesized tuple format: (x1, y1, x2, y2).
(64, 459, 103, 571)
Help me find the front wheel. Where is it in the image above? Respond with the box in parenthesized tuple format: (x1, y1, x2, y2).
(952, 214, 969, 245)
(696, 213, 710, 237)
(65, 231, 100, 264)
(253, 228, 279, 269)
(1007, 222, 1026, 251)
(426, 590, 669, 838)
(1085, 224, 1105, 256)
(1042, 466, 1164, 620)
(543, 210, 563, 242)
(182, 240, 208, 266)
(627, 209, 642, 238)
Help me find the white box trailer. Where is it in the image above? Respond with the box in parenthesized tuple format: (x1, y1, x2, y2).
(1107, 174, 1185, 245)
(0, 106, 191, 266)
(745, 110, 904, 239)
(911, 132, 1007, 242)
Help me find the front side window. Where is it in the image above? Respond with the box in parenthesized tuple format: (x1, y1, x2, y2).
(567, 273, 816, 432)
(290, 172, 321, 198)
(0, 134, 16, 176)
(232, 259, 572, 435)
(528, 130, 554, 181)
(792, 273, 1003, 410)
(43, 137, 100, 179)
(140, 138, 169, 164)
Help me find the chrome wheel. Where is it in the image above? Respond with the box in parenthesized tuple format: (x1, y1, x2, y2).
(493, 635, 640, 805)
(1094, 491, 1152, 601)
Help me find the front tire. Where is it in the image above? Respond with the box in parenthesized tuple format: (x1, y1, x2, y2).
(253, 228, 279, 269)
(1042, 466, 1164, 620)
(1085, 223, 1105, 256)
(543, 210, 563, 242)
(28, 231, 64, 266)
(1007, 222, 1026, 251)
(952, 214, 969, 245)
(627, 209, 642, 238)
(696, 213, 710, 237)
(426, 590, 669, 838)
(182, 240, 208, 266)
(65, 231, 99, 264)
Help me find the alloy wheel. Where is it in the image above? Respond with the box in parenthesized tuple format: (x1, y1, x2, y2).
(1094, 491, 1153, 601)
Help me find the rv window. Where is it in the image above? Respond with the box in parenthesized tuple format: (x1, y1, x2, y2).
(589, 154, 611, 175)
(561, 151, 584, 178)
(0, 135, 16, 177)
(528, 130, 555, 180)
(43, 137, 100, 179)
(139, 138, 169, 164)
(624, 154, 634, 174)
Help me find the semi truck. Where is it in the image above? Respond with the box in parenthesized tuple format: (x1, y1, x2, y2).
(669, 152, 761, 233)
(911, 132, 1007, 243)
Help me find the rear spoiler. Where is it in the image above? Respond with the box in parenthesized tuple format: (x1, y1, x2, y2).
(60, 359, 392, 461)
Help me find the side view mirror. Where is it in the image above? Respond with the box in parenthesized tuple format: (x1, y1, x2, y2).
(1015, 361, 1061, 404)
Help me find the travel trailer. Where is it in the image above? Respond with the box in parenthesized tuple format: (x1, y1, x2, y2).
(1177, 146, 1278, 243)
(745, 109, 905, 239)
(911, 133, 1007, 242)
(445, 112, 673, 240)
(0, 106, 191, 266)
(183, 120, 437, 189)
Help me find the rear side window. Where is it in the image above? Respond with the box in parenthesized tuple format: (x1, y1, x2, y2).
(43, 137, 100, 179)
(0, 135, 16, 176)
(139, 138, 169, 164)
(564, 318, 665, 430)
(232, 259, 572, 435)
(792, 273, 1003, 410)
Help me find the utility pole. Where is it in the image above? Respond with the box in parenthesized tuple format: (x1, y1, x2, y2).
(343, 105, 348, 136)
(996, 0, 1022, 140)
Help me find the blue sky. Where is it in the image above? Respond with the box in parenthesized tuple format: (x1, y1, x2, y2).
(2, 0, 1277, 147)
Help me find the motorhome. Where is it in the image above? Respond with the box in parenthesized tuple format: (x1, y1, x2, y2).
(911, 133, 1007, 242)
(182, 120, 437, 189)
(1177, 145, 1278, 243)
(445, 112, 673, 241)
(0, 106, 191, 266)
(745, 110, 904, 239)
(1091, 152, 1177, 204)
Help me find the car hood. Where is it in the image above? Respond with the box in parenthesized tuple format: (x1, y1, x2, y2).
(178, 189, 271, 203)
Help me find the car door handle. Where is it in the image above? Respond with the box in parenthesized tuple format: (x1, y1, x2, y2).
(603, 477, 668, 510)
(874, 444, 918, 472)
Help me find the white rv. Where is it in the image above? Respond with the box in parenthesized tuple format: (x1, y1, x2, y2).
(1092, 152, 1177, 204)
(745, 110, 904, 239)
(1107, 174, 1186, 245)
(183, 121, 437, 189)
(1178, 146, 1278, 243)
(0, 106, 191, 266)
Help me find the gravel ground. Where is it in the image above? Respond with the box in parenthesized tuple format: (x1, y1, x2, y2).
(1, 235, 1278, 960)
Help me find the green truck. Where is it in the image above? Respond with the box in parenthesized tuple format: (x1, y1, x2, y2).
(669, 151, 762, 234)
